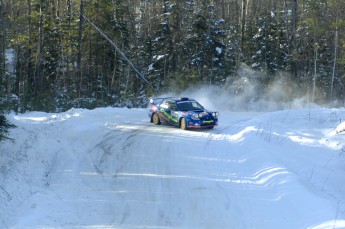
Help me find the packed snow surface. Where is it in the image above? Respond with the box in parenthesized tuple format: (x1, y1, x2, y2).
(1, 107, 345, 229)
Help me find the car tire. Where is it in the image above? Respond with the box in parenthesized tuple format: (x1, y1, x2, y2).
(180, 118, 187, 130)
(152, 113, 161, 125)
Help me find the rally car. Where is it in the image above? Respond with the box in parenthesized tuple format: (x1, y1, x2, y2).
(148, 97, 218, 130)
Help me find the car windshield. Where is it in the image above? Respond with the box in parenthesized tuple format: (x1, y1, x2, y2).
(177, 101, 204, 111)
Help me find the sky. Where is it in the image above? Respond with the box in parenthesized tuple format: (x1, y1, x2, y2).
(1, 103, 345, 229)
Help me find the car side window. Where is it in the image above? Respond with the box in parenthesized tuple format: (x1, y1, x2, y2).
(160, 101, 169, 109)
(169, 102, 178, 111)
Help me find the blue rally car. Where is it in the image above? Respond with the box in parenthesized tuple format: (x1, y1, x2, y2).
(148, 97, 219, 130)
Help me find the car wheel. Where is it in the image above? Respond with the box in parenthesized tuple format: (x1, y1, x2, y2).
(180, 118, 187, 130)
(152, 113, 161, 125)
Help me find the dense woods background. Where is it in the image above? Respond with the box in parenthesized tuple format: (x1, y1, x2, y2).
(0, 0, 345, 113)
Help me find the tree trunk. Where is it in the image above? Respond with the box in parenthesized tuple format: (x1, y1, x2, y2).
(331, 29, 338, 98)
(56, 0, 60, 17)
(36, 0, 45, 92)
(77, 0, 83, 96)
(291, 0, 298, 80)
(113, 0, 117, 21)
(26, 0, 32, 92)
(312, 44, 318, 103)
(241, 0, 246, 52)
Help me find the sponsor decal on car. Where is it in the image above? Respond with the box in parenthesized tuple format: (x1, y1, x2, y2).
(160, 109, 178, 123)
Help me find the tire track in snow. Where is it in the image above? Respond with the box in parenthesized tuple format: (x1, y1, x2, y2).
(92, 127, 144, 175)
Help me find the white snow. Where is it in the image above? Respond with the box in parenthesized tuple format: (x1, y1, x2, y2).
(336, 122, 345, 134)
(148, 63, 154, 71)
(153, 55, 166, 61)
(216, 47, 222, 55)
(1, 106, 345, 229)
(252, 62, 260, 68)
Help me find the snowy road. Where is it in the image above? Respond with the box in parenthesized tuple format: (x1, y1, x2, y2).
(1, 108, 345, 228)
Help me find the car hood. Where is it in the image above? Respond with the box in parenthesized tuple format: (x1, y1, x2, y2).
(187, 110, 213, 116)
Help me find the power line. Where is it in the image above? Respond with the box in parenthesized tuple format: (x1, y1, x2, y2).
(83, 16, 154, 90)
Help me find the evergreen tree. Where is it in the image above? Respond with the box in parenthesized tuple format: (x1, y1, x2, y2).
(0, 0, 15, 140)
(251, 9, 289, 74)
(0, 112, 15, 141)
(0, 83, 15, 141)
(1, 0, 345, 109)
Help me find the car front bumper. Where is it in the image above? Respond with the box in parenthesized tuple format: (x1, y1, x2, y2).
(187, 120, 218, 128)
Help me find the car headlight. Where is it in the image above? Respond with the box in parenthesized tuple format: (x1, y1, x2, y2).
(190, 114, 200, 120)
(212, 112, 219, 118)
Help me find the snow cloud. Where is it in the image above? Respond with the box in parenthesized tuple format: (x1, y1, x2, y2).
(159, 63, 340, 112)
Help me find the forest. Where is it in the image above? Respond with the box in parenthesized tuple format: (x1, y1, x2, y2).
(0, 0, 344, 114)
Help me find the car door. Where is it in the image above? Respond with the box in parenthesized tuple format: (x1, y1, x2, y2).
(169, 101, 179, 126)
(159, 100, 178, 125)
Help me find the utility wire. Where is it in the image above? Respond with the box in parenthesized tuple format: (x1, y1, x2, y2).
(83, 16, 154, 90)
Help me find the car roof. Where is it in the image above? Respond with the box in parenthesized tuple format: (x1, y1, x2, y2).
(165, 97, 196, 102)
(150, 97, 197, 105)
